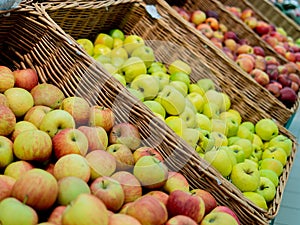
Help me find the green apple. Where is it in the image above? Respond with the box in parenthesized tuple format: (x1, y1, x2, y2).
(181, 128, 200, 149)
(130, 74, 159, 100)
(187, 92, 205, 113)
(169, 80, 188, 96)
(179, 106, 196, 128)
(211, 118, 228, 135)
(93, 44, 111, 57)
(121, 57, 147, 83)
(169, 71, 190, 87)
(256, 177, 276, 202)
(252, 134, 264, 149)
(230, 161, 260, 192)
(151, 71, 170, 91)
(224, 117, 239, 137)
(203, 90, 223, 108)
(202, 102, 220, 119)
(259, 169, 279, 187)
(259, 158, 283, 176)
(109, 28, 125, 41)
(110, 47, 128, 60)
(227, 109, 242, 125)
(204, 147, 233, 177)
(229, 145, 245, 163)
(0, 136, 13, 168)
(94, 33, 114, 49)
(221, 146, 237, 167)
(123, 34, 145, 54)
(147, 62, 167, 74)
(220, 92, 231, 112)
(195, 113, 212, 131)
(112, 73, 126, 86)
(131, 45, 155, 68)
(211, 131, 228, 147)
(227, 136, 240, 146)
(156, 85, 186, 115)
(196, 129, 215, 153)
(127, 88, 144, 102)
(245, 159, 259, 169)
(268, 134, 293, 156)
(237, 125, 254, 141)
(197, 78, 215, 92)
(231, 138, 253, 159)
(255, 118, 278, 141)
(168, 59, 191, 75)
(77, 38, 94, 56)
(143, 100, 166, 118)
(102, 63, 119, 75)
(240, 121, 255, 133)
(219, 111, 241, 126)
(262, 146, 287, 166)
(110, 57, 126, 69)
(188, 83, 205, 96)
(243, 192, 268, 210)
(165, 116, 187, 137)
(94, 54, 111, 64)
(201, 211, 239, 225)
(185, 97, 197, 113)
(252, 144, 263, 161)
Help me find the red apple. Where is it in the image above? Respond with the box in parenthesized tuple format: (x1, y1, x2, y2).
(145, 190, 169, 206)
(163, 171, 190, 193)
(236, 57, 254, 73)
(133, 146, 163, 163)
(108, 213, 142, 225)
(291, 81, 299, 92)
(106, 143, 135, 171)
(255, 55, 267, 71)
(224, 31, 239, 42)
(205, 10, 219, 20)
(78, 125, 108, 152)
(241, 9, 255, 21)
(266, 64, 279, 80)
(191, 189, 217, 214)
(265, 55, 280, 66)
(265, 83, 281, 97)
(244, 16, 258, 29)
(165, 215, 198, 225)
(253, 46, 265, 57)
(283, 62, 298, 73)
(270, 31, 286, 42)
(274, 45, 287, 56)
(0, 175, 16, 201)
(280, 87, 297, 107)
(255, 21, 271, 36)
(190, 10, 206, 25)
(211, 206, 240, 225)
(205, 17, 219, 30)
(288, 73, 300, 85)
(236, 45, 254, 55)
(285, 52, 296, 62)
(294, 52, 300, 62)
(0, 105, 16, 136)
(250, 68, 270, 86)
(24, 105, 52, 128)
(278, 74, 292, 87)
(4, 160, 34, 180)
(89, 105, 115, 132)
(13, 69, 39, 91)
(48, 205, 66, 224)
(196, 24, 214, 39)
(178, 8, 190, 21)
(263, 35, 278, 48)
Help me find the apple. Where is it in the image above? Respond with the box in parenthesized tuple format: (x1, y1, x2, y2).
(4, 160, 34, 179)
(250, 69, 270, 86)
(108, 213, 142, 225)
(211, 131, 228, 147)
(145, 190, 169, 206)
(0, 66, 15, 92)
(78, 125, 108, 152)
(94, 33, 114, 49)
(211, 206, 240, 225)
(268, 134, 293, 156)
(110, 47, 128, 61)
(89, 105, 115, 132)
(30, 83, 65, 109)
(148, 62, 167, 74)
(133, 146, 163, 163)
(229, 145, 245, 163)
(130, 74, 159, 100)
(259, 169, 279, 187)
(253, 46, 265, 57)
(109, 122, 141, 150)
(11, 120, 37, 141)
(256, 177, 276, 202)
(170, 80, 188, 97)
(106, 143, 135, 171)
(181, 128, 200, 149)
(90, 176, 125, 212)
(179, 106, 197, 128)
(151, 71, 170, 91)
(53, 153, 90, 182)
(191, 189, 217, 214)
(121, 56, 147, 83)
(57, 176, 91, 205)
(166, 215, 198, 225)
(236, 57, 254, 73)
(24, 105, 52, 128)
(62, 193, 109, 225)
(259, 158, 283, 176)
(47, 205, 66, 224)
(39, 109, 76, 137)
(128, 87, 144, 101)
(85, 150, 116, 180)
(280, 87, 297, 108)
(0, 197, 38, 225)
(190, 10, 206, 25)
(13, 69, 38, 91)
(265, 83, 281, 97)
(133, 155, 168, 189)
(211, 118, 228, 135)
(123, 35, 145, 55)
(200, 211, 238, 225)
(196, 129, 215, 154)
(262, 146, 287, 166)
(243, 192, 268, 210)
(0, 175, 15, 201)
(13, 129, 52, 162)
(143, 100, 166, 118)
(0, 93, 8, 107)
(165, 116, 187, 136)
(111, 171, 142, 203)
(169, 59, 191, 75)
(131, 45, 155, 68)
(277, 74, 292, 87)
(195, 113, 211, 131)
(230, 161, 260, 192)
(11, 168, 58, 211)
(112, 73, 126, 86)
(0, 136, 13, 168)
(162, 171, 189, 193)
(255, 118, 278, 141)
(202, 102, 220, 119)
(188, 83, 205, 96)
(77, 38, 94, 56)
(126, 195, 168, 225)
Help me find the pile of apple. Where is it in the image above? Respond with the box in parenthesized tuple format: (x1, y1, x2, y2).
(0, 66, 243, 224)
(172, 6, 300, 108)
(75, 29, 294, 211)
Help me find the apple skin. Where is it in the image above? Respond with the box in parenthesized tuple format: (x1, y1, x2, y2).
(106, 143, 135, 171)
(133, 146, 164, 163)
(256, 177, 276, 202)
(262, 146, 287, 166)
(89, 105, 115, 132)
(190, 10, 206, 25)
(52, 128, 89, 159)
(200, 211, 239, 225)
(111, 171, 142, 203)
(78, 125, 108, 152)
(13, 69, 38, 91)
(109, 122, 141, 150)
(47, 205, 66, 224)
(255, 118, 278, 141)
(11, 168, 58, 211)
(191, 189, 217, 214)
(126, 195, 168, 225)
(250, 69, 270, 86)
(269, 134, 293, 156)
(90, 176, 125, 212)
(280, 87, 297, 108)
(145, 190, 169, 206)
(166, 215, 198, 225)
(162, 171, 190, 194)
(0, 105, 16, 136)
(109, 213, 142, 225)
(24, 105, 52, 128)
(0, 93, 8, 107)
(167, 190, 205, 223)
(0, 135, 14, 168)
(211, 206, 240, 225)
(13, 129, 52, 162)
(0, 66, 15, 92)
(62, 193, 109, 225)
(4, 160, 34, 180)
(0, 175, 15, 201)
(11, 120, 37, 141)
(243, 192, 268, 210)
(0, 197, 38, 225)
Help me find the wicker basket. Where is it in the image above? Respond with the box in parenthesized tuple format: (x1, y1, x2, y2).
(32, 1, 297, 224)
(248, 0, 300, 41)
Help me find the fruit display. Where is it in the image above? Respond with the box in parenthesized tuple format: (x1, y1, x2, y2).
(171, 6, 300, 109)
(76, 29, 295, 211)
(0, 65, 243, 224)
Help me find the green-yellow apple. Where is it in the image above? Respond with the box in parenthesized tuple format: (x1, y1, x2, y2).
(239, 121, 255, 133)
(256, 177, 276, 202)
(130, 74, 159, 100)
(211, 118, 228, 135)
(168, 59, 192, 75)
(222, 146, 237, 167)
(77, 38, 94, 56)
(0, 175, 15, 201)
(24, 105, 51, 128)
(195, 113, 211, 131)
(109, 29, 125, 40)
(211, 131, 228, 147)
(229, 144, 245, 163)
(113, 73, 126, 86)
(210, 206, 240, 225)
(167, 190, 205, 223)
(179, 106, 196, 128)
(85, 150, 116, 180)
(243, 192, 268, 210)
(230, 161, 260, 192)
(52, 128, 89, 158)
(78, 125, 108, 152)
(200, 211, 239, 225)
(237, 125, 254, 141)
(94, 33, 114, 49)
(0, 66, 15, 92)
(188, 83, 205, 96)
(11, 168, 58, 211)
(165, 215, 198, 225)
(220, 92, 231, 112)
(259, 169, 279, 187)
(262, 146, 287, 166)
(259, 158, 283, 176)
(109, 122, 141, 150)
(163, 171, 190, 193)
(0, 136, 13, 168)
(89, 105, 115, 132)
(165, 116, 187, 137)
(30, 83, 65, 109)
(94, 54, 111, 64)
(245, 159, 259, 169)
(170, 71, 190, 87)
(185, 97, 197, 113)
(224, 117, 239, 137)
(108, 213, 142, 225)
(0, 93, 8, 106)
(13, 68, 39, 91)
(181, 128, 200, 149)
(4, 87, 34, 117)
(131, 45, 155, 68)
(102, 63, 119, 74)
(111, 171, 142, 203)
(110, 56, 125, 69)
(251, 144, 263, 161)
(0, 197, 38, 225)
(54, 154, 91, 182)
(147, 62, 167, 74)
(13, 129, 52, 162)
(133, 155, 168, 189)
(268, 134, 293, 156)
(187, 92, 205, 113)
(252, 134, 264, 149)
(110, 47, 128, 60)
(231, 138, 253, 159)
(169, 80, 188, 96)
(4, 160, 34, 180)
(57, 176, 91, 205)
(202, 102, 220, 119)
(123, 35, 145, 55)
(11, 120, 37, 141)
(204, 147, 233, 177)
(90, 176, 125, 212)
(121, 57, 147, 83)
(227, 109, 242, 125)
(219, 110, 241, 126)
(191, 189, 217, 214)
(126, 195, 168, 225)
(151, 71, 170, 91)
(128, 87, 144, 102)
(255, 118, 278, 141)
(145, 190, 169, 206)
(197, 78, 215, 92)
(143, 100, 166, 118)
(62, 193, 109, 225)
(156, 85, 186, 115)
(203, 90, 223, 107)
(196, 129, 215, 153)
(106, 144, 135, 171)
(39, 109, 75, 137)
